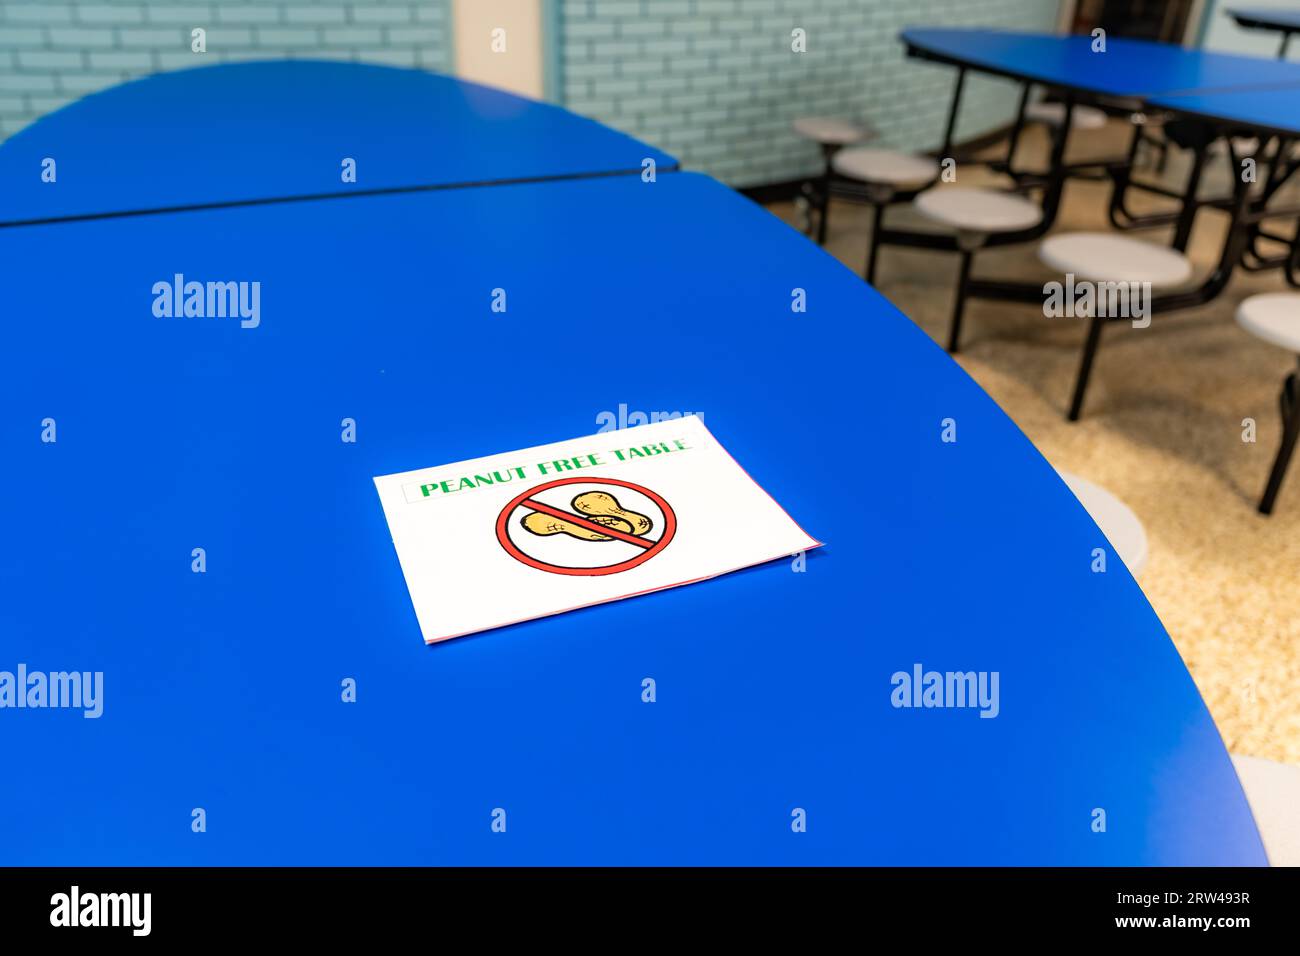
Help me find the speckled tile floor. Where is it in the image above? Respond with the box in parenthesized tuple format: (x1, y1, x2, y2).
(766, 123, 1300, 764)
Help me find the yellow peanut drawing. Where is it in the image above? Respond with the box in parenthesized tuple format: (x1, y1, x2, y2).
(521, 491, 653, 542)
(571, 492, 652, 535)
(521, 511, 633, 541)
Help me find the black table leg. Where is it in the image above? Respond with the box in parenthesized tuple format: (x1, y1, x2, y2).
(1259, 370, 1300, 514)
(1068, 314, 1105, 422)
(817, 144, 836, 245)
(865, 202, 885, 284)
(1171, 134, 1209, 252)
(947, 248, 974, 353)
(939, 67, 966, 159)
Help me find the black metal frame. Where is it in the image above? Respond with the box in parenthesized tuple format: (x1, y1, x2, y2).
(885, 59, 1300, 330)
(873, 86, 1076, 255)
(964, 133, 1300, 421)
(865, 77, 1086, 356)
(799, 141, 934, 252)
(800, 173, 934, 278)
(895, 39, 1300, 511)
(795, 142, 847, 245)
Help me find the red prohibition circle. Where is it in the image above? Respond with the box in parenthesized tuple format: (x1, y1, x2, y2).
(495, 476, 677, 576)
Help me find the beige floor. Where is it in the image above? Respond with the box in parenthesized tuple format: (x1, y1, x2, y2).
(767, 124, 1300, 763)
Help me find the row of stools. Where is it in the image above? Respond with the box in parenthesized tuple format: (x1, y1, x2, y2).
(793, 112, 1300, 518)
(795, 109, 1191, 355)
(793, 113, 1152, 573)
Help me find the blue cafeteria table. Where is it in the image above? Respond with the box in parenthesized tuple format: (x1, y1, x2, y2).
(1149, 82, 1300, 138)
(889, 26, 1300, 423)
(1150, 80, 1300, 517)
(0, 67, 1267, 865)
(902, 27, 1300, 100)
(896, 26, 1300, 224)
(1227, 7, 1300, 57)
(0, 60, 676, 228)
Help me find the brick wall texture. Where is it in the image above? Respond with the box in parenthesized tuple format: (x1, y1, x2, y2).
(1, 0, 1059, 187)
(0, 1, 452, 139)
(560, 0, 1060, 186)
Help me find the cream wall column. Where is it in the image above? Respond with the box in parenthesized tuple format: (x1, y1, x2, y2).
(451, 0, 547, 100)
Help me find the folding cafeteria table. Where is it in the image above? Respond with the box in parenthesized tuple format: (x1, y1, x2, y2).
(901, 27, 1300, 99)
(898, 27, 1300, 235)
(0, 64, 1267, 865)
(1141, 83, 1300, 264)
(1149, 82, 1300, 141)
(896, 27, 1300, 255)
(888, 27, 1300, 421)
(1147, 83, 1300, 513)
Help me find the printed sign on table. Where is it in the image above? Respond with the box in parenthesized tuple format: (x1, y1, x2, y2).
(373, 415, 820, 643)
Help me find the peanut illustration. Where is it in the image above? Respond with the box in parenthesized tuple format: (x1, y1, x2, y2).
(521, 491, 653, 542)
(521, 512, 632, 540)
(571, 492, 653, 535)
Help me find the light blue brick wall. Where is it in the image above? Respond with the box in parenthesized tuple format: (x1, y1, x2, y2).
(0, 0, 452, 140)
(559, 0, 1060, 187)
(3, 1, 1060, 176)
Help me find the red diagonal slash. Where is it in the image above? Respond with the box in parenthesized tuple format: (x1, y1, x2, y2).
(521, 497, 655, 549)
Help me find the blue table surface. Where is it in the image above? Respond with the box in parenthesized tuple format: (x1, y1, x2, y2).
(0, 170, 1264, 865)
(902, 27, 1300, 98)
(0, 60, 676, 227)
(1228, 7, 1300, 31)
(1150, 83, 1300, 135)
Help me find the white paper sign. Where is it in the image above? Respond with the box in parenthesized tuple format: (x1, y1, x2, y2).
(373, 416, 821, 643)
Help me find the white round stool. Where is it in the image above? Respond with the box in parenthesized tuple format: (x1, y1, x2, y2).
(1237, 291, 1300, 350)
(793, 117, 872, 244)
(1038, 233, 1193, 421)
(1230, 754, 1300, 866)
(914, 187, 1043, 352)
(793, 116, 869, 147)
(831, 147, 941, 284)
(832, 147, 938, 187)
(1236, 292, 1300, 514)
(1039, 233, 1193, 286)
(1023, 101, 1108, 131)
(1059, 472, 1149, 577)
